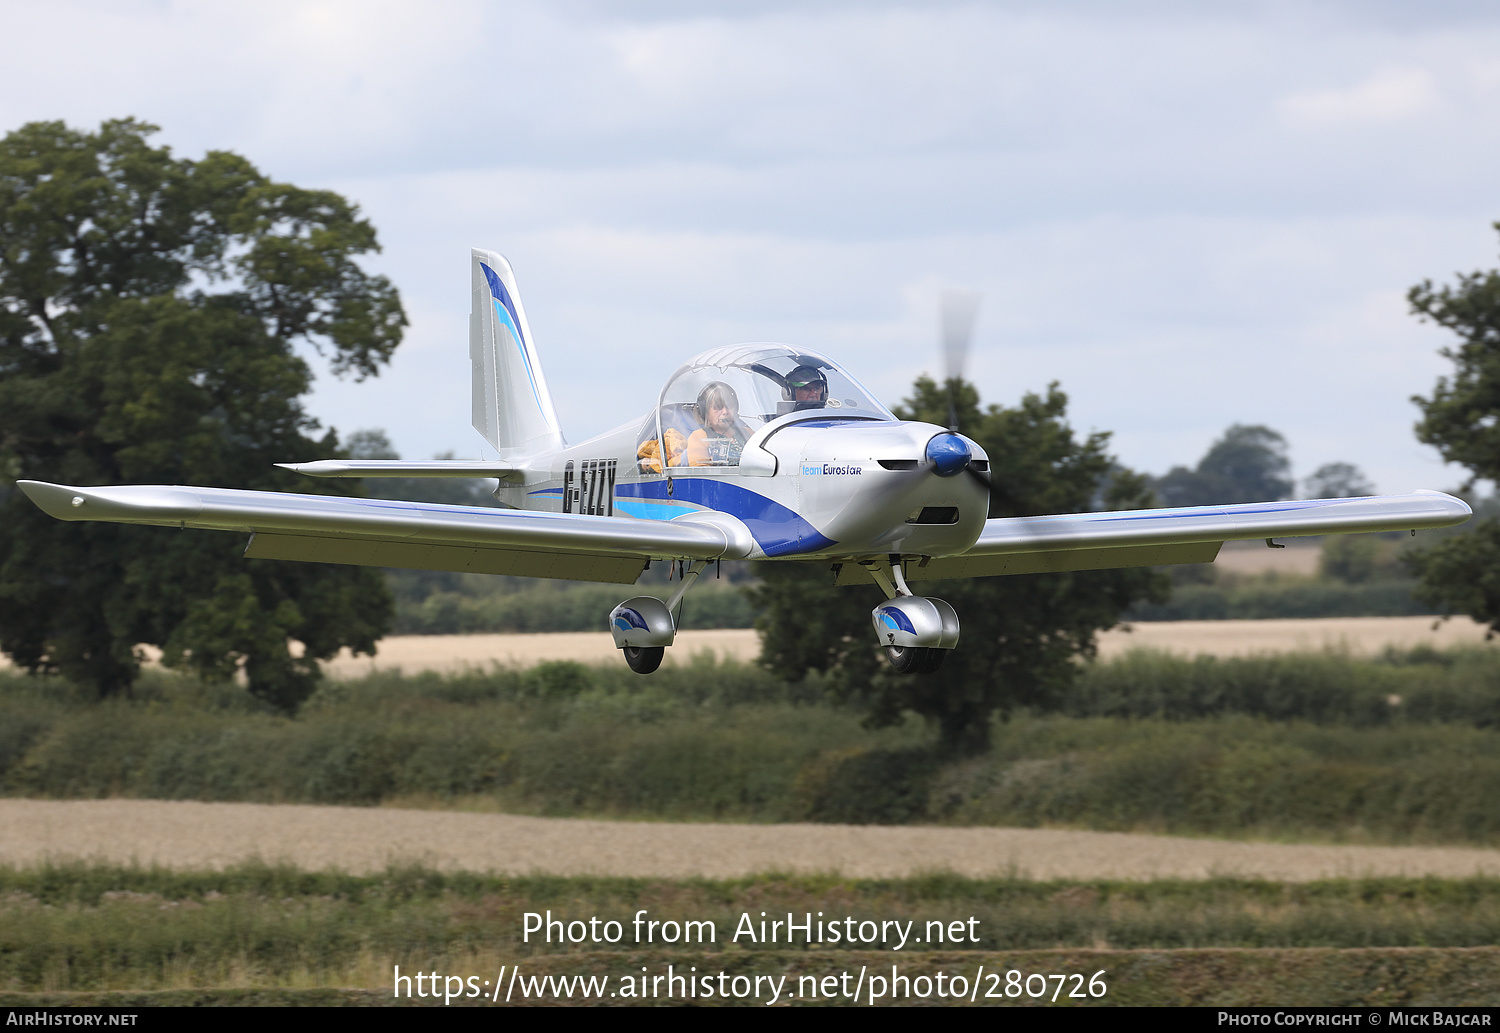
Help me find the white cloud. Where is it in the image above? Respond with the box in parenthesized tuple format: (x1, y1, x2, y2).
(1278, 68, 1440, 126)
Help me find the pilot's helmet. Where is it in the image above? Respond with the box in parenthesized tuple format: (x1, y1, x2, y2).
(785, 365, 828, 408)
(695, 381, 739, 424)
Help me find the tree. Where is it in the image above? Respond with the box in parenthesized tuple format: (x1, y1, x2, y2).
(1152, 424, 1293, 507)
(750, 376, 1166, 754)
(1406, 224, 1500, 631)
(0, 119, 405, 709)
(1304, 462, 1374, 499)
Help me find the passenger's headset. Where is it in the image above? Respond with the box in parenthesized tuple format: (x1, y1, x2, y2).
(695, 382, 736, 424)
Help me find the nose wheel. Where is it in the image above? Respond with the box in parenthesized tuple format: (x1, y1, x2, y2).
(884, 644, 946, 674)
(623, 645, 665, 674)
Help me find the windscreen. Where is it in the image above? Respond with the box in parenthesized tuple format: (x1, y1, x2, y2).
(635, 347, 892, 472)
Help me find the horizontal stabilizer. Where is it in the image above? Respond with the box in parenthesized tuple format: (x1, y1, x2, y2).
(277, 460, 520, 479)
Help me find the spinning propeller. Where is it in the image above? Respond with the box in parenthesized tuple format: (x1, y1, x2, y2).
(928, 288, 991, 492)
(941, 288, 982, 432)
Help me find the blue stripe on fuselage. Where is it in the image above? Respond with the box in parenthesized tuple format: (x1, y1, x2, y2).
(615, 479, 836, 557)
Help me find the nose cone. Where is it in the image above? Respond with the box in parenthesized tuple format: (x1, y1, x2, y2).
(925, 432, 972, 477)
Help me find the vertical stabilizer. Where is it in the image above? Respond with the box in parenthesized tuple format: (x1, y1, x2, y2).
(470, 249, 565, 455)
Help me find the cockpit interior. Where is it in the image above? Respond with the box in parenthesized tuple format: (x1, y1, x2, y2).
(636, 344, 892, 472)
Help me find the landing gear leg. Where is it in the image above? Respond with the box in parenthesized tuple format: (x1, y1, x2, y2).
(608, 560, 711, 675)
(866, 556, 960, 675)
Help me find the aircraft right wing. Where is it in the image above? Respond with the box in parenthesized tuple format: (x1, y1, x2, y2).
(830, 490, 1472, 585)
(903, 491, 1472, 582)
(16, 480, 755, 585)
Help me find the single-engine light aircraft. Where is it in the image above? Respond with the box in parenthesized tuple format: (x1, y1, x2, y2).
(18, 249, 1474, 674)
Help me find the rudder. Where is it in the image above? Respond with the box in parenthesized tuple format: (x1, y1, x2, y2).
(470, 248, 564, 454)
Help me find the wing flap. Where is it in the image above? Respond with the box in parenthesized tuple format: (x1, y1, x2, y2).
(18, 480, 733, 561)
(245, 533, 646, 583)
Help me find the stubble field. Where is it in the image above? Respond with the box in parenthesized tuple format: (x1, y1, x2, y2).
(313, 615, 1494, 677)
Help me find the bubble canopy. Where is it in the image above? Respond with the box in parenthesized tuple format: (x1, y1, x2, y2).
(641, 345, 895, 471)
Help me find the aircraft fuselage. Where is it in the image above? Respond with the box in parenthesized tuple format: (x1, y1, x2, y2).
(496, 411, 990, 563)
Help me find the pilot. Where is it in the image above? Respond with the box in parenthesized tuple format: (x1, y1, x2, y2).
(680, 381, 747, 466)
(785, 365, 828, 410)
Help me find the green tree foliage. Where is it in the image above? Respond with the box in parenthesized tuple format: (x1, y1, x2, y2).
(0, 119, 405, 709)
(1407, 224, 1500, 632)
(1305, 461, 1375, 499)
(1320, 535, 1382, 585)
(1153, 424, 1293, 507)
(1410, 239, 1500, 489)
(751, 376, 1167, 754)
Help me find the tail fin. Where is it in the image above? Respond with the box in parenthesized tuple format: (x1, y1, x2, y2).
(470, 248, 565, 455)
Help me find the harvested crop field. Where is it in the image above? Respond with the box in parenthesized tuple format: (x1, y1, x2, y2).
(3, 617, 1487, 677)
(309, 616, 1495, 677)
(8, 799, 1500, 881)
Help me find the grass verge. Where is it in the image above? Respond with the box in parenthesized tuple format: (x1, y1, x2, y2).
(0, 949, 1497, 1007)
(5, 861, 1500, 1005)
(10, 648, 1500, 841)
(10, 863, 1500, 995)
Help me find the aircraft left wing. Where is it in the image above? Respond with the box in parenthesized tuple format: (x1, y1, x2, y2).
(16, 480, 754, 585)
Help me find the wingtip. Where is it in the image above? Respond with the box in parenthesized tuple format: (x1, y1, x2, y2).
(1412, 488, 1473, 520)
(14, 480, 83, 519)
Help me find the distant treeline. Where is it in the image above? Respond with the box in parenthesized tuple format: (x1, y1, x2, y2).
(390, 580, 758, 635)
(7, 646, 1500, 842)
(1122, 577, 1437, 621)
(387, 572, 1438, 635)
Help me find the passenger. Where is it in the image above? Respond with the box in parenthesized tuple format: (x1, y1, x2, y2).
(637, 427, 687, 472)
(785, 365, 828, 410)
(679, 381, 747, 466)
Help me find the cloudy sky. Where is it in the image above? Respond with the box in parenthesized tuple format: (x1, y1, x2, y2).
(5, 0, 1500, 493)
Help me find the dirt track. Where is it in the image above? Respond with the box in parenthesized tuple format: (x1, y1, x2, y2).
(5, 799, 1500, 881)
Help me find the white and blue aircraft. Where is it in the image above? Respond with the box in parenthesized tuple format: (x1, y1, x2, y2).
(17, 249, 1474, 674)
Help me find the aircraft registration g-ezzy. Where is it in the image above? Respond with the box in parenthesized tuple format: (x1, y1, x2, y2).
(18, 249, 1474, 675)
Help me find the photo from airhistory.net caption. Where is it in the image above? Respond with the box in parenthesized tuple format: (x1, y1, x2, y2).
(371, 909, 1479, 1011)
(402, 907, 1062, 1004)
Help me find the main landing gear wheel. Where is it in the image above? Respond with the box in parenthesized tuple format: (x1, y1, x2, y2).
(623, 645, 665, 674)
(885, 645, 946, 674)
